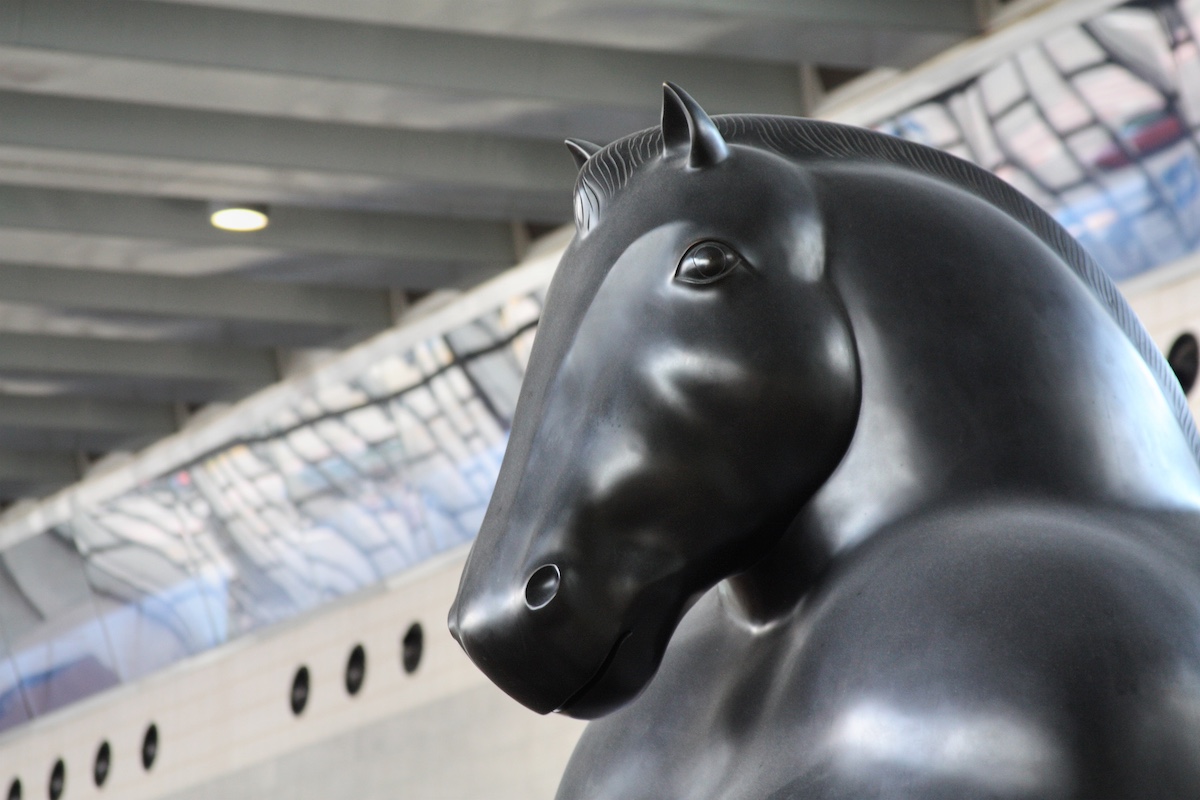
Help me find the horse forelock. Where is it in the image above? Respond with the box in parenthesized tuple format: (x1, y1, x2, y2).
(571, 114, 1200, 467)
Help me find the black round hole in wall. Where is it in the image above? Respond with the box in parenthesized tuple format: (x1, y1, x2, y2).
(141, 723, 158, 771)
(7, 778, 20, 800)
(92, 741, 110, 788)
(344, 644, 366, 696)
(401, 623, 423, 675)
(1168, 332, 1199, 395)
(290, 665, 310, 715)
(46, 761, 63, 800)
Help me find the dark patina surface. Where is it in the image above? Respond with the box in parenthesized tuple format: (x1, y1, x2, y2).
(450, 84, 1200, 799)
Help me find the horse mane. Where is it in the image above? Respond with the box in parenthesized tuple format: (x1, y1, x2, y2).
(575, 114, 1200, 466)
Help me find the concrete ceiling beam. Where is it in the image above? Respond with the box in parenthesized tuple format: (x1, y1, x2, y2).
(0, 331, 278, 385)
(0, 0, 806, 126)
(0, 262, 394, 330)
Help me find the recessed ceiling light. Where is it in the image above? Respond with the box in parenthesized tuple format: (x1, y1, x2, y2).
(210, 202, 269, 232)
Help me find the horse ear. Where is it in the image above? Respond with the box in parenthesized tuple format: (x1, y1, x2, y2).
(565, 138, 602, 170)
(661, 82, 728, 168)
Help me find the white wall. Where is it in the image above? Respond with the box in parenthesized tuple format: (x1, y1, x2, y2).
(0, 547, 584, 800)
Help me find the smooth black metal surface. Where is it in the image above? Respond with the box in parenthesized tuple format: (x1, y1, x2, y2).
(450, 84, 1200, 799)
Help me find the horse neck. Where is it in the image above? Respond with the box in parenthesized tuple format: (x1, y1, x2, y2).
(816, 165, 1200, 542)
(722, 164, 1200, 627)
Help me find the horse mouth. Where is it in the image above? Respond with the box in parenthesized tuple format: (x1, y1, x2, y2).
(554, 630, 631, 714)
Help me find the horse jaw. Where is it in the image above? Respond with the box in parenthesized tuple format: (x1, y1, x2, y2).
(719, 510, 838, 629)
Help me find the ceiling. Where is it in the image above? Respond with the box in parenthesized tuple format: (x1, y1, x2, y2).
(0, 0, 994, 500)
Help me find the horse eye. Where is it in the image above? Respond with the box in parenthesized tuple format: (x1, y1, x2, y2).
(675, 241, 745, 285)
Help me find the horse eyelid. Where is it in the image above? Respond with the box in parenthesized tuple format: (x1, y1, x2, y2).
(675, 240, 752, 285)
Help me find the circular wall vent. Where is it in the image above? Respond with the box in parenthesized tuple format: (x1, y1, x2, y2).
(401, 623, 424, 675)
(1168, 332, 1199, 395)
(345, 644, 366, 696)
(93, 742, 111, 788)
(141, 724, 159, 771)
(47, 761, 64, 800)
(290, 666, 310, 715)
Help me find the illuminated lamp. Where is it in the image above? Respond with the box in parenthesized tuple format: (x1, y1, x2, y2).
(209, 202, 269, 232)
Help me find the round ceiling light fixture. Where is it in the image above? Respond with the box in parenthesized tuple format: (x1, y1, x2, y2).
(209, 202, 269, 232)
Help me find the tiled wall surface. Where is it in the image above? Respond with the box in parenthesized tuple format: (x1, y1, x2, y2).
(0, 546, 584, 800)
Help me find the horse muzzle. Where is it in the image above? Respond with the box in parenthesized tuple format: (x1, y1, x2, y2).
(448, 571, 629, 716)
(449, 554, 693, 718)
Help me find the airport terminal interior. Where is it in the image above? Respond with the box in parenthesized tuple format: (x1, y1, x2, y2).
(0, 0, 1199, 797)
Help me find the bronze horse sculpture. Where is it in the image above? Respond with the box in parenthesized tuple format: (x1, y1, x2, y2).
(449, 84, 1200, 799)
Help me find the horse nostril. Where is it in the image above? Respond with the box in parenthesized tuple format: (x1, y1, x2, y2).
(525, 564, 561, 610)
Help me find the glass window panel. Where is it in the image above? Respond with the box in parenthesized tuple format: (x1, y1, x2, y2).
(994, 164, 1056, 209)
(995, 103, 1086, 189)
(980, 60, 1024, 116)
(0, 286, 540, 731)
(361, 353, 425, 396)
(0, 655, 32, 734)
(343, 405, 397, 444)
(371, 547, 408, 577)
(1134, 205, 1188, 263)
(1017, 49, 1093, 132)
(432, 375, 480, 442)
(315, 383, 368, 411)
(501, 294, 542, 333)
(509, 327, 538, 369)
(883, 104, 958, 149)
(445, 320, 504, 353)
(1088, 8, 1178, 92)
(1147, 143, 1200, 220)
(1068, 125, 1122, 167)
(1176, 40, 1200, 126)
(1073, 64, 1165, 130)
(314, 418, 366, 457)
(0, 532, 120, 716)
(285, 428, 332, 462)
(948, 89, 1005, 169)
(944, 143, 971, 160)
(294, 396, 324, 420)
(414, 341, 449, 377)
(404, 385, 440, 421)
(1044, 26, 1108, 73)
(90, 584, 209, 681)
(459, 352, 524, 423)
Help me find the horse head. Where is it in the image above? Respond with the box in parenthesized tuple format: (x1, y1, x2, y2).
(449, 85, 861, 719)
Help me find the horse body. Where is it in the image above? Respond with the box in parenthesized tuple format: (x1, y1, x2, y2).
(449, 85, 1200, 798)
(557, 157, 1200, 800)
(562, 501, 1200, 800)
